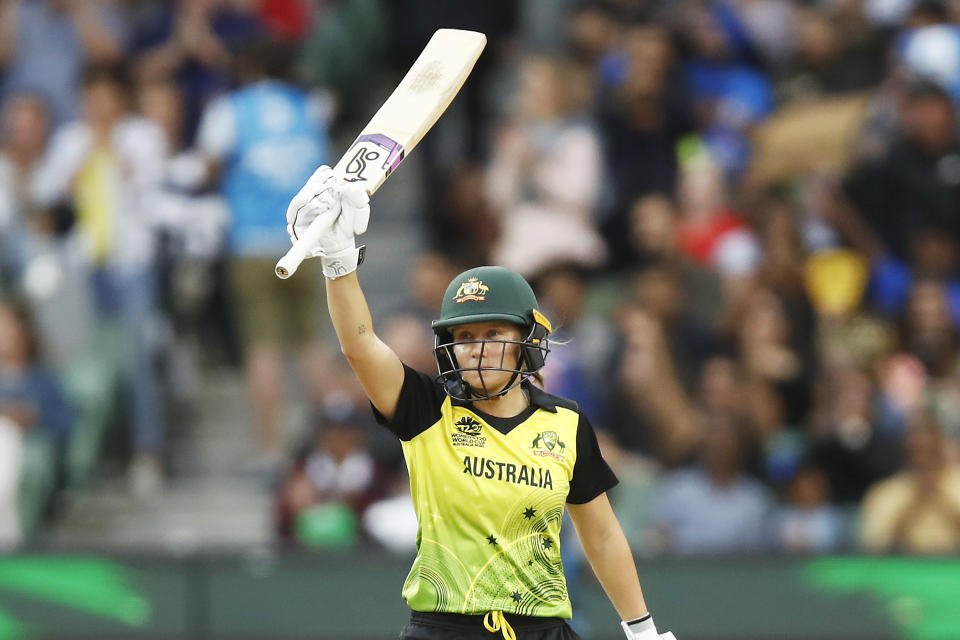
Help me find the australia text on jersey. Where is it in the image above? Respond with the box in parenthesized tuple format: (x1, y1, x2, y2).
(462, 455, 554, 490)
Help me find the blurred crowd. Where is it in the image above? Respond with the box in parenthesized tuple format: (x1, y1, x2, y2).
(2, 0, 960, 559)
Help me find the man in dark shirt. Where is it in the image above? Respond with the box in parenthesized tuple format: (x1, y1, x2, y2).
(843, 80, 960, 263)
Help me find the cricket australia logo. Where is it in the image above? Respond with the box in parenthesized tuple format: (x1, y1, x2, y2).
(531, 430, 566, 462)
(452, 416, 486, 447)
(454, 277, 489, 303)
(342, 133, 405, 182)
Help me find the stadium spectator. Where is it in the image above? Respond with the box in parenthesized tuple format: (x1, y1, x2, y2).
(137, 78, 230, 401)
(861, 411, 960, 553)
(0, 301, 73, 447)
(841, 79, 960, 270)
(0, 90, 93, 369)
(0, 92, 52, 288)
(0, 301, 74, 548)
(728, 286, 813, 443)
(596, 23, 696, 269)
(131, 0, 265, 144)
(486, 52, 606, 277)
(196, 36, 333, 474)
(0, 0, 128, 126)
(771, 466, 845, 552)
(808, 361, 904, 504)
(605, 302, 700, 465)
(778, 5, 889, 103)
(648, 414, 772, 554)
(29, 63, 168, 496)
(398, 251, 464, 326)
(625, 192, 724, 327)
(675, 148, 759, 282)
(533, 261, 616, 418)
(676, 1, 775, 175)
(696, 354, 745, 420)
(275, 405, 387, 547)
(900, 279, 960, 378)
(630, 259, 718, 389)
(295, 0, 384, 109)
(426, 161, 499, 267)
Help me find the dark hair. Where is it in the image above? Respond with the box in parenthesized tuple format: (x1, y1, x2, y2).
(908, 0, 950, 23)
(530, 260, 592, 291)
(80, 62, 132, 93)
(234, 36, 298, 81)
(903, 76, 951, 102)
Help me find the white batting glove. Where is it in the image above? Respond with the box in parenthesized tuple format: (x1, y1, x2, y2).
(286, 165, 340, 258)
(622, 614, 676, 640)
(318, 182, 369, 278)
(285, 166, 371, 279)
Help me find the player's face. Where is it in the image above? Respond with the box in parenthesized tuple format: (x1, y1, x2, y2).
(450, 321, 524, 394)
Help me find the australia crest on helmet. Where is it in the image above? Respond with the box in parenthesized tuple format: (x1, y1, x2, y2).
(454, 277, 489, 303)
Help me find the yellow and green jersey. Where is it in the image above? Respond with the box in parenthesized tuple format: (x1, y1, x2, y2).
(374, 365, 618, 619)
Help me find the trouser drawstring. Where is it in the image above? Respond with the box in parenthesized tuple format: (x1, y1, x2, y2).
(483, 611, 517, 640)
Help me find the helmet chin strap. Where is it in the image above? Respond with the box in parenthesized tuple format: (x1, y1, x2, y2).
(468, 370, 524, 400)
(466, 346, 527, 400)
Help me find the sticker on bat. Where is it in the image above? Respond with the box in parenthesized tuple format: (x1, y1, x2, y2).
(342, 133, 405, 182)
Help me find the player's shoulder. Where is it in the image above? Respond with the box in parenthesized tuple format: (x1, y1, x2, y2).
(526, 384, 580, 415)
(401, 363, 449, 403)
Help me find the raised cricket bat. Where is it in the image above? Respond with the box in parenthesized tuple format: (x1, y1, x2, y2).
(275, 28, 487, 278)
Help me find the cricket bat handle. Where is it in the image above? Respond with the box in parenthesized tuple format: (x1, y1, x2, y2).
(275, 212, 336, 279)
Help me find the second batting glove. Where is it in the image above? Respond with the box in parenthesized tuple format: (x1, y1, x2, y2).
(622, 614, 676, 640)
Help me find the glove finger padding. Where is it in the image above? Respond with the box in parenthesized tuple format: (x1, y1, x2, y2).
(286, 210, 334, 259)
(339, 183, 370, 236)
(286, 165, 334, 226)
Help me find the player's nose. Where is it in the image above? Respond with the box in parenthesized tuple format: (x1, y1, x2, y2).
(467, 340, 488, 361)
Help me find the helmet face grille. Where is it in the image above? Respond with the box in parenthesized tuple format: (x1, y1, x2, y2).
(433, 325, 550, 401)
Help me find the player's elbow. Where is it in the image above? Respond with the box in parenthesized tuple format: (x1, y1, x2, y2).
(339, 334, 385, 369)
(339, 339, 367, 364)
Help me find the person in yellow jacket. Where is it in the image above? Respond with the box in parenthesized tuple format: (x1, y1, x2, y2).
(285, 166, 676, 640)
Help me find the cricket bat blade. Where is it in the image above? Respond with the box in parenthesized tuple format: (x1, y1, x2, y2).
(275, 28, 486, 279)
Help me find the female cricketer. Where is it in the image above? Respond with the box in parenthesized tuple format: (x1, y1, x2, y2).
(286, 166, 676, 640)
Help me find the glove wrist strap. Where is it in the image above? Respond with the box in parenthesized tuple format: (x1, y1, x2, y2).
(321, 245, 366, 279)
(622, 613, 656, 639)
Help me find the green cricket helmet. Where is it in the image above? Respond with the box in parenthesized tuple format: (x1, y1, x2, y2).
(432, 266, 552, 401)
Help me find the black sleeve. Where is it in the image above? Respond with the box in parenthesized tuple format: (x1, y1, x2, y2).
(371, 364, 445, 441)
(566, 413, 619, 504)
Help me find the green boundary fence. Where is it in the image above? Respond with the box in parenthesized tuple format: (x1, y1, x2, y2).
(0, 552, 956, 639)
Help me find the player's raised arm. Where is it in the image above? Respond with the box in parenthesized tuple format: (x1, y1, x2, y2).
(285, 166, 405, 419)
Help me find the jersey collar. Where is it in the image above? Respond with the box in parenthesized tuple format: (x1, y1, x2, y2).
(450, 380, 559, 413)
(524, 381, 560, 413)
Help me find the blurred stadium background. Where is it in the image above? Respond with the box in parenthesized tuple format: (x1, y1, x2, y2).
(1, 0, 960, 638)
